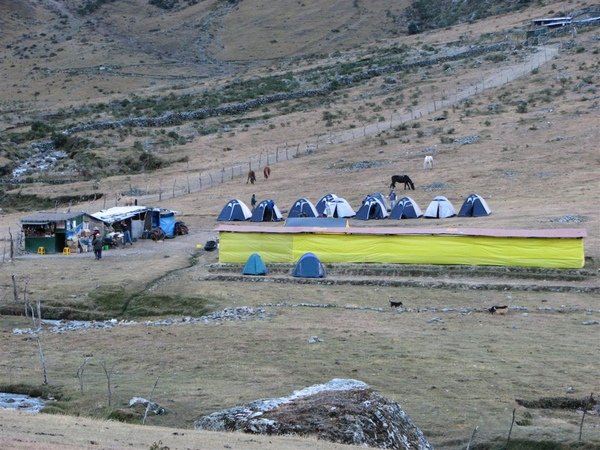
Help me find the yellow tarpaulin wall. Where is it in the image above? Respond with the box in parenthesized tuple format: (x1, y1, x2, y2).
(219, 231, 585, 268)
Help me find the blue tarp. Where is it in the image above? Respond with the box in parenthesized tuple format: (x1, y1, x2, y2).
(152, 209, 176, 237)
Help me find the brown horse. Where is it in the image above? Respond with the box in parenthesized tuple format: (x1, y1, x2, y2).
(263, 166, 271, 179)
(247, 170, 256, 184)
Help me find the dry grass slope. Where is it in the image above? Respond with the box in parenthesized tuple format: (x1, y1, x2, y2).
(0, 1, 599, 449)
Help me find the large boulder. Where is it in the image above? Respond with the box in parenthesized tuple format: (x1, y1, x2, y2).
(194, 378, 432, 449)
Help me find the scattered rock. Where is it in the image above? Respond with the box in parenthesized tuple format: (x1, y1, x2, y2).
(13, 307, 267, 335)
(129, 397, 166, 415)
(453, 134, 480, 145)
(548, 215, 586, 224)
(194, 379, 432, 449)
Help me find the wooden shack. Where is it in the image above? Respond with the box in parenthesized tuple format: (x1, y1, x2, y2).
(21, 212, 106, 254)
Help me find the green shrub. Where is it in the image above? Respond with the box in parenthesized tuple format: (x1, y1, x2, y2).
(485, 53, 507, 63)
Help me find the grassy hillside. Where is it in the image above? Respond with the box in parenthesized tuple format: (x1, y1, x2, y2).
(0, 0, 599, 449)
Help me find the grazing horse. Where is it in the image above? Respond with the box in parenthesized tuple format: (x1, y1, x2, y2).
(263, 166, 271, 179)
(247, 170, 256, 184)
(150, 227, 165, 242)
(423, 155, 433, 170)
(389, 175, 415, 190)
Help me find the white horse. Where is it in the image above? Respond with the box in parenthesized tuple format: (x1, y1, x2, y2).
(423, 155, 434, 170)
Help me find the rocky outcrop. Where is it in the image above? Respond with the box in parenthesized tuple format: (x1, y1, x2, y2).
(194, 378, 432, 450)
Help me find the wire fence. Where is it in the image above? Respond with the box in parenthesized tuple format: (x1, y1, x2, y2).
(0, 44, 559, 252)
(121, 45, 558, 206)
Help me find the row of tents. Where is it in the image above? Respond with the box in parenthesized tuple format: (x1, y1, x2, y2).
(218, 193, 491, 222)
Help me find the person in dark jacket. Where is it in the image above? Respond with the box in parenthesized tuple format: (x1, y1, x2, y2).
(92, 230, 103, 260)
(121, 222, 133, 246)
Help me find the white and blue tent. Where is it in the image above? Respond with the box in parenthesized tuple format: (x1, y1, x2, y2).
(316, 193, 338, 216)
(369, 192, 391, 212)
(424, 196, 456, 219)
(288, 198, 319, 218)
(250, 199, 283, 222)
(355, 195, 389, 220)
(390, 196, 423, 219)
(458, 194, 492, 217)
(327, 197, 356, 218)
(242, 253, 268, 275)
(292, 252, 326, 278)
(218, 199, 252, 221)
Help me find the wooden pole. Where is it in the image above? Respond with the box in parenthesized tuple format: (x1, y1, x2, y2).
(506, 408, 516, 448)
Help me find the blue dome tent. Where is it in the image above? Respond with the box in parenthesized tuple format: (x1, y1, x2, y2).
(242, 253, 268, 275)
(355, 195, 389, 220)
(288, 198, 318, 218)
(390, 196, 423, 219)
(250, 199, 283, 222)
(458, 194, 492, 217)
(315, 193, 338, 216)
(217, 199, 252, 221)
(292, 252, 326, 278)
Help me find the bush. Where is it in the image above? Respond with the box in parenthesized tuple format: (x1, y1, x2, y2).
(516, 101, 528, 114)
(485, 53, 507, 63)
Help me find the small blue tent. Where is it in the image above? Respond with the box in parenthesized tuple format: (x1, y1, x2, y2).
(292, 252, 326, 278)
(390, 196, 423, 219)
(355, 195, 389, 220)
(250, 200, 283, 222)
(288, 198, 318, 218)
(242, 253, 268, 275)
(218, 199, 252, 221)
(458, 194, 492, 217)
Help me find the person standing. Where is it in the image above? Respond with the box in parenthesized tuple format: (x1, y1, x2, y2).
(92, 230, 103, 260)
(251, 194, 257, 210)
(389, 189, 397, 210)
(324, 201, 332, 218)
(122, 222, 133, 246)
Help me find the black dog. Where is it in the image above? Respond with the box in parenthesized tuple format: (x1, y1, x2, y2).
(390, 299, 403, 308)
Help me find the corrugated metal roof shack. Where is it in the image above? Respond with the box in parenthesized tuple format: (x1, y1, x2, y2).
(90, 206, 179, 239)
(21, 212, 106, 254)
(90, 206, 150, 240)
